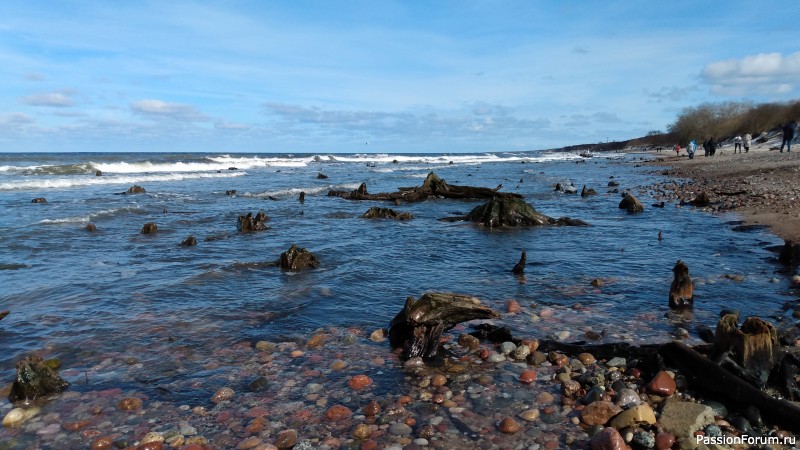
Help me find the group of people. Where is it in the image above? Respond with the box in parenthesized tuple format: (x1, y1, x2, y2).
(664, 121, 796, 159)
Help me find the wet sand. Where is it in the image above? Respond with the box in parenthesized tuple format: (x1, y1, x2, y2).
(644, 143, 800, 242)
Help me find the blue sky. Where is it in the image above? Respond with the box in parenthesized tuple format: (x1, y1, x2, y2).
(1, 1, 799, 153)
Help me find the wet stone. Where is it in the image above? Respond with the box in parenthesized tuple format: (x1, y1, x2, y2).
(646, 371, 676, 396)
(211, 387, 235, 403)
(389, 422, 412, 436)
(498, 417, 521, 433)
(274, 429, 297, 449)
(117, 397, 143, 411)
(248, 376, 269, 392)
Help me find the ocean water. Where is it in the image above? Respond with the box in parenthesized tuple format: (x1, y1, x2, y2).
(0, 151, 792, 407)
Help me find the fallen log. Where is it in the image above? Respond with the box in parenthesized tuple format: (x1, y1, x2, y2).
(658, 341, 800, 433)
(328, 172, 522, 203)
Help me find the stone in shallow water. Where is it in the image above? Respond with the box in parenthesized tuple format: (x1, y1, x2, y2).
(519, 409, 540, 422)
(211, 387, 235, 404)
(497, 417, 521, 433)
(581, 401, 622, 426)
(389, 422, 412, 436)
(590, 427, 627, 450)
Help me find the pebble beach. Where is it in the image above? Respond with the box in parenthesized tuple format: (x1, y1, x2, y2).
(1, 150, 798, 450)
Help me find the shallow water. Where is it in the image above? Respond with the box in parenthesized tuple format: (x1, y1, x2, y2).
(0, 151, 794, 445)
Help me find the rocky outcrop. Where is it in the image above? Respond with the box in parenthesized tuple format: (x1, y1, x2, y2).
(668, 260, 693, 308)
(441, 197, 589, 228)
(328, 172, 522, 203)
(317, 173, 328, 179)
(619, 193, 644, 213)
(225, 190, 237, 196)
(8, 355, 70, 403)
(581, 185, 598, 197)
(141, 222, 158, 234)
(180, 236, 197, 246)
(127, 185, 146, 194)
(238, 211, 269, 232)
(279, 244, 319, 270)
(361, 207, 414, 220)
(31, 198, 47, 203)
(95, 170, 102, 176)
(689, 191, 711, 206)
(388, 293, 500, 359)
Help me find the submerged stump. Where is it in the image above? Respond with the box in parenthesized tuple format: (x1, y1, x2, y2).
(441, 197, 589, 228)
(512, 251, 526, 275)
(668, 260, 694, 308)
(8, 355, 70, 403)
(238, 211, 269, 232)
(279, 244, 319, 271)
(388, 292, 500, 360)
(619, 193, 644, 213)
(361, 206, 414, 220)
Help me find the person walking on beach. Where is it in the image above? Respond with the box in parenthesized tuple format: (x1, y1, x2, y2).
(781, 121, 796, 153)
(674, 144, 681, 156)
(702, 139, 709, 157)
(687, 139, 697, 159)
(708, 137, 717, 156)
(733, 135, 742, 153)
(743, 133, 751, 153)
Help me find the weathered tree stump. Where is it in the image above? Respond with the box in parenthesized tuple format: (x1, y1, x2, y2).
(779, 240, 800, 266)
(237, 211, 269, 232)
(279, 244, 319, 271)
(8, 355, 70, 403)
(690, 191, 711, 206)
(362, 207, 414, 220)
(619, 193, 644, 213)
(713, 314, 777, 387)
(328, 172, 522, 203)
(441, 197, 589, 228)
(180, 235, 197, 246)
(141, 222, 158, 234)
(0, 310, 8, 321)
(580, 185, 597, 197)
(668, 260, 693, 308)
(388, 293, 500, 359)
(127, 185, 146, 194)
(85, 223, 97, 232)
(512, 251, 526, 275)
(31, 198, 47, 203)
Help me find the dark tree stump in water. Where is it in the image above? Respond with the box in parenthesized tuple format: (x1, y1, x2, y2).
(668, 260, 693, 309)
(238, 211, 269, 232)
(512, 251, 526, 275)
(619, 193, 644, 213)
(328, 172, 522, 203)
(779, 240, 800, 266)
(713, 314, 777, 388)
(0, 310, 8, 321)
(580, 185, 597, 197)
(441, 197, 589, 228)
(141, 222, 158, 234)
(279, 244, 319, 271)
(361, 207, 414, 220)
(389, 293, 500, 359)
(8, 355, 70, 403)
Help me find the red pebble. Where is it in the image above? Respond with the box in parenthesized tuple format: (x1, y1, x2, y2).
(519, 370, 537, 384)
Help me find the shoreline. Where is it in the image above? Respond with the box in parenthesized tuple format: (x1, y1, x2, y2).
(641, 142, 800, 243)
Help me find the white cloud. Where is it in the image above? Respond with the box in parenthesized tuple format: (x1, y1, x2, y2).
(130, 99, 209, 122)
(701, 51, 800, 96)
(21, 92, 73, 107)
(1, 112, 35, 125)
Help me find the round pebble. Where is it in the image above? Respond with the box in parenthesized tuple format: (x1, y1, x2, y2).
(498, 417, 521, 433)
(211, 387, 235, 403)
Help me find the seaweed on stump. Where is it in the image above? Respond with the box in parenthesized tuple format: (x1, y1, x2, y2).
(713, 314, 778, 388)
(279, 244, 319, 270)
(8, 355, 70, 403)
(389, 293, 500, 360)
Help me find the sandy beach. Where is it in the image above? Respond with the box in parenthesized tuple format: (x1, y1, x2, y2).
(645, 142, 800, 243)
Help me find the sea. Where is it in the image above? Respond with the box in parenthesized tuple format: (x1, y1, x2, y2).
(0, 150, 794, 446)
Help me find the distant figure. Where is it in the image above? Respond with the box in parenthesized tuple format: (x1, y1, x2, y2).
(743, 133, 752, 153)
(733, 135, 743, 153)
(687, 140, 697, 159)
(781, 121, 796, 153)
(674, 144, 681, 155)
(658, 230, 663, 241)
(708, 137, 717, 156)
(702, 139, 709, 157)
(669, 260, 694, 309)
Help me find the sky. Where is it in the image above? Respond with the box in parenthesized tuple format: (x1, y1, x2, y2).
(1, 1, 799, 153)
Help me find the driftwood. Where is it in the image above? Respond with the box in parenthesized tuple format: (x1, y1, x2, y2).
(0, 310, 8, 321)
(328, 172, 522, 203)
(668, 260, 694, 308)
(389, 293, 500, 359)
(362, 207, 414, 220)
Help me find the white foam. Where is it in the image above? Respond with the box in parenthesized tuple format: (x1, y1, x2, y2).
(38, 206, 149, 225)
(243, 182, 362, 198)
(0, 171, 245, 191)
